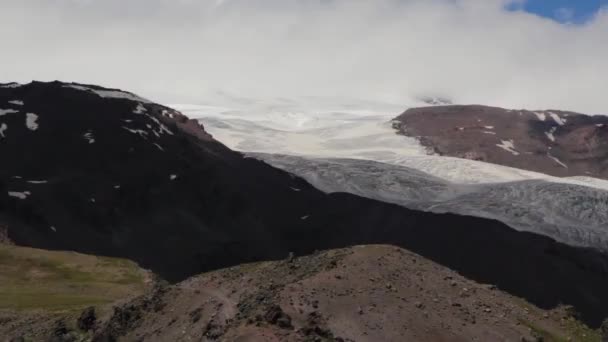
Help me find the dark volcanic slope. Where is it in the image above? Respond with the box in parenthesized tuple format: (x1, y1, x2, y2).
(1, 82, 608, 327)
(393, 105, 608, 179)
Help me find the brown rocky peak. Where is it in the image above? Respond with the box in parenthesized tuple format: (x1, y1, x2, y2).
(393, 105, 608, 179)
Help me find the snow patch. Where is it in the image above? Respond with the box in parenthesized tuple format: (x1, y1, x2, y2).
(161, 110, 175, 118)
(597, 124, 605, 128)
(26, 113, 39, 131)
(8, 191, 31, 200)
(484, 126, 494, 129)
(533, 112, 546, 121)
(549, 112, 565, 126)
(301, 215, 310, 220)
(0, 123, 7, 138)
(0, 109, 18, 116)
(545, 127, 557, 142)
(114, 185, 121, 189)
(145, 114, 174, 136)
(64, 85, 151, 103)
(83, 131, 95, 144)
(548, 154, 568, 168)
(290, 187, 301, 192)
(496, 140, 520, 156)
(9, 100, 23, 106)
(27, 180, 48, 184)
(170, 174, 178, 180)
(122, 126, 148, 138)
(483, 131, 496, 135)
(134, 104, 147, 114)
(1, 83, 21, 88)
(153, 143, 164, 151)
(50, 226, 57, 232)
(158, 123, 173, 135)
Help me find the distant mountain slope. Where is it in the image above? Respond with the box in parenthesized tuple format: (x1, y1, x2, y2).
(2, 82, 608, 327)
(393, 105, 608, 179)
(252, 154, 608, 253)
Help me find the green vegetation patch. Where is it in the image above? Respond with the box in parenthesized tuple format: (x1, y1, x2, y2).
(0, 245, 148, 312)
(518, 317, 601, 342)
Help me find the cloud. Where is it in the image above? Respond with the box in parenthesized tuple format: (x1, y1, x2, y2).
(1, 0, 607, 113)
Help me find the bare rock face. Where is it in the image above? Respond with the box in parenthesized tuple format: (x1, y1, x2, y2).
(393, 105, 608, 179)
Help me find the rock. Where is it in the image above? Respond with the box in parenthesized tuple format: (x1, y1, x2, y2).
(77, 307, 97, 332)
(0, 225, 14, 245)
(563, 305, 581, 320)
(203, 320, 224, 339)
(264, 305, 293, 329)
(300, 312, 337, 340)
(189, 308, 203, 323)
(601, 318, 608, 342)
(48, 320, 76, 342)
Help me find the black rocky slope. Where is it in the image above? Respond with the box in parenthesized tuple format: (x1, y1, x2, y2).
(1, 81, 608, 326)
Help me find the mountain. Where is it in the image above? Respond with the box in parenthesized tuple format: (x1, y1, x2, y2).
(8, 245, 600, 342)
(392, 105, 608, 179)
(2, 82, 608, 329)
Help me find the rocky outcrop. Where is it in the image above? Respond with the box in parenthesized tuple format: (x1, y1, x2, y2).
(0, 224, 12, 245)
(393, 105, 608, 179)
(86, 246, 606, 341)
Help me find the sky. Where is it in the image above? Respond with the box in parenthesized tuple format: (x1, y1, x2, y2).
(1, 0, 607, 113)
(513, 0, 608, 23)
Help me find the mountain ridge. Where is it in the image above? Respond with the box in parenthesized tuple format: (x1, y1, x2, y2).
(2, 81, 608, 328)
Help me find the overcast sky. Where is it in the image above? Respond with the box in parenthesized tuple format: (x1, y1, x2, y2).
(1, 0, 607, 113)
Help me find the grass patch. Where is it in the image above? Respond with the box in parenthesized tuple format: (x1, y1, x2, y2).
(0, 245, 149, 312)
(519, 318, 569, 342)
(518, 318, 601, 342)
(563, 318, 601, 342)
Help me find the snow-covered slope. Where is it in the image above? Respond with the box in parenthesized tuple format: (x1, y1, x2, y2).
(174, 100, 608, 189)
(251, 154, 608, 252)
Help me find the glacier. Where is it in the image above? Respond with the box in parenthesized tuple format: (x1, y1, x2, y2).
(172, 98, 608, 251)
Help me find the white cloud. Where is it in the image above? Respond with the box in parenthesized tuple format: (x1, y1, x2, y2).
(1, 0, 607, 113)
